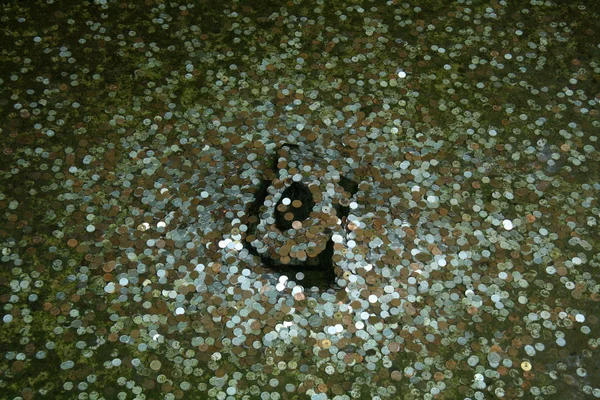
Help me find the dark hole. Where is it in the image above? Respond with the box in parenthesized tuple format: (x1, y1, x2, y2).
(274, 182, 315, 231)
(242, 144, 358, 290)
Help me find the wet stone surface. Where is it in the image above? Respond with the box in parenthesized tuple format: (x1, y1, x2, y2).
(1, 1, 600, 399)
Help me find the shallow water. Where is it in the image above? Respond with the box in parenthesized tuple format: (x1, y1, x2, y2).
(1, 1, 599, 399)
